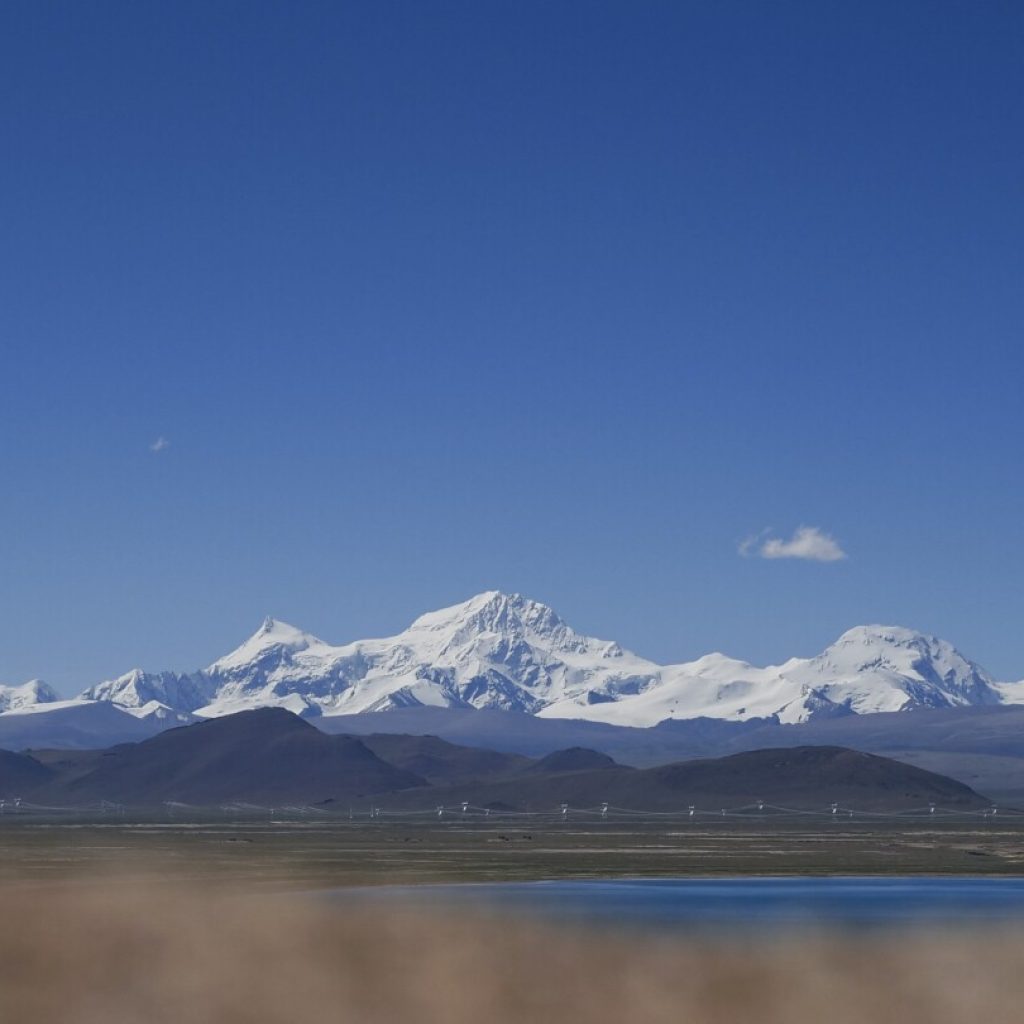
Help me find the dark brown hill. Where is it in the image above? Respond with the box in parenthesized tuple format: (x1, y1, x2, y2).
(636, 746, 987, 810)
(382, 745, 989, 813)
(35, 708, 426, 807)
(356, 733, 530, 785)
(1, 711, 992, 812)
(525, 747, 622, 773)
(319, 705, 1024, 806)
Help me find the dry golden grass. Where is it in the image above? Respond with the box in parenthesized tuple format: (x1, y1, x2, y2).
(1, 878, 1023, 1023)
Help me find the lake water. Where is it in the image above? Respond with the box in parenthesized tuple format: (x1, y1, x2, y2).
(334, 877, 1024, 932)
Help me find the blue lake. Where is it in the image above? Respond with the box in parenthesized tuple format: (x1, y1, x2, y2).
(334, 877, 1024, 931)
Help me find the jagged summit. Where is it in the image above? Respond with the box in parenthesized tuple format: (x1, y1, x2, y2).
(256, 616, 308, 639)
(4, 592, 1021, 728)
(406, 591, 591, 659)
(208, 617, 326, 674)
(410, 591, 566, 634)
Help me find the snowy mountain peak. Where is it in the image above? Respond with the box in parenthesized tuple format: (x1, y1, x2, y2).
(0, 679, 60, 712)
(253, 616, 313, 644)
(82, 668, 214, 716)
(258, 616, 294, 636)
(404, 591, 599, 662)
(208, 618, 325, 674)
(818, 624, 993, 685)
(831, 624, 946, 653)
(410, 591, 563, 635)
(22, 679, 59, 702)
(685, 652, 758, 673)
(780, 624, 1000, 715)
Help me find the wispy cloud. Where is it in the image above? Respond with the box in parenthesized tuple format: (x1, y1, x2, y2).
(149, 436, 170, 454)
(739, 526, 847, 563)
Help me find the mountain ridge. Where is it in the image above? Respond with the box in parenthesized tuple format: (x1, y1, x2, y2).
(3, 592, 1022, 732)
(6, 708, 992, 812)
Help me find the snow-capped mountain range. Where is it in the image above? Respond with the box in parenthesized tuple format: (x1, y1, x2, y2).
(2, 591, 1023, 730)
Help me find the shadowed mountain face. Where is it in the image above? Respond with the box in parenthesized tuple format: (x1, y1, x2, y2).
(0, 701, 170, 752)
(0, 749, 53, 799)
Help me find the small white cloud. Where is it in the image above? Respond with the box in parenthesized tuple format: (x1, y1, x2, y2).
(149, 436, 170, 454)
(740, 526, 847, 563)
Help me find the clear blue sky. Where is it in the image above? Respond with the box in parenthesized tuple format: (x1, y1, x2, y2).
(2, 1, 1022, 692)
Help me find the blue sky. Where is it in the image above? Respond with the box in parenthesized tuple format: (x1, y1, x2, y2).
(2, 1, 1023, 692)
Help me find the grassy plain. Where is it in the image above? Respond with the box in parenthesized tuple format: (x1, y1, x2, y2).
(1, 816, 1024, 888)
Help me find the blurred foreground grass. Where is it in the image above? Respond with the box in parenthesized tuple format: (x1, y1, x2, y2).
(0, 880, 1019, 1024)
(1, 877, 1024, 1023)
(3, 821, 1024, 1023)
